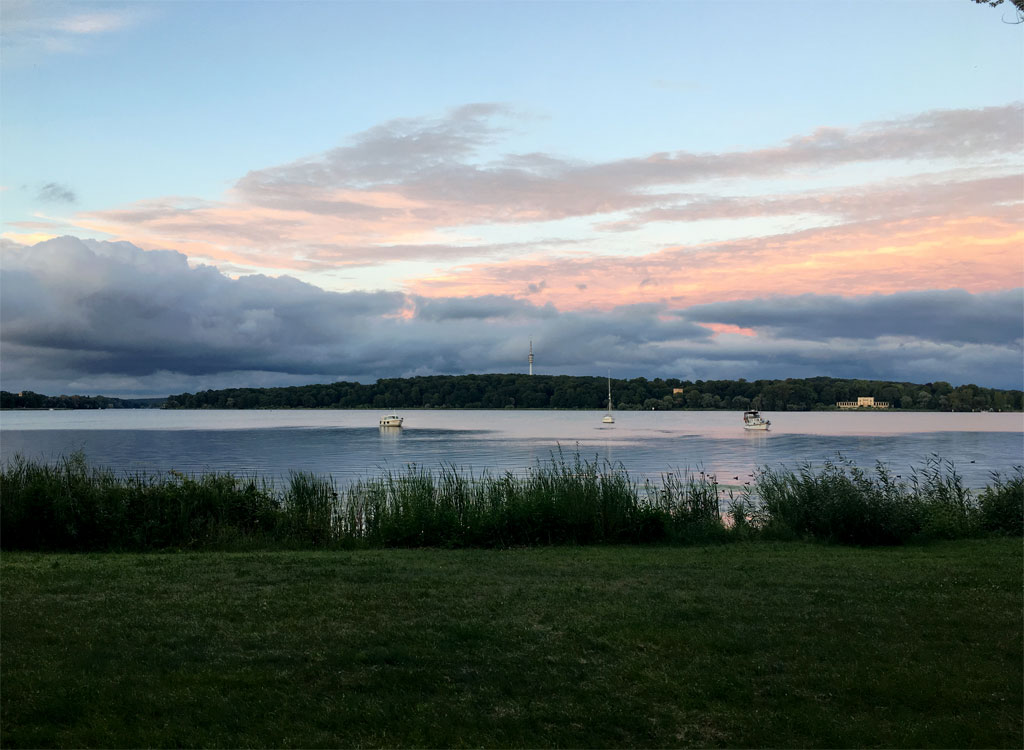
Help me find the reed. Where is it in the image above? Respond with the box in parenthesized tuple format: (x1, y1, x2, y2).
(0, 452, 283, 550)
(978, 466, 1024, 535)
(648, 468, 728, 543)
(749, 454, 1024, 545)
(343, 452, 698, 547)
(2, 451, 1021, 551)
(754, 456, 922, 545)
(281, 471, 337, 545)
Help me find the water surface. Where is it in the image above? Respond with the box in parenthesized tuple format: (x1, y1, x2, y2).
(2, 409, 1021, 489)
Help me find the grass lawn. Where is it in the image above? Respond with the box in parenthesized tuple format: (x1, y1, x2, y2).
(2, 539, 1021, 748)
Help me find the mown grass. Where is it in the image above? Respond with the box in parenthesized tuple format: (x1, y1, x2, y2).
(2, 540, 1020, 748)
(2, 451, 1021, 551)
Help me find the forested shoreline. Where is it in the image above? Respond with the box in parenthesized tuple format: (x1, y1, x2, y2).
(4, 374, 1020, 412)
(165, 374, 1020, 411)
(0, 392, 163, 410)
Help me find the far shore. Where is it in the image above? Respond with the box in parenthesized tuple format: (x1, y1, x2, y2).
(3, 405, 1020, 412)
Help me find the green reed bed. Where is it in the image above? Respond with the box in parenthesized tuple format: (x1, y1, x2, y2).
(752, 455, 1023, 545)
(1, 451, 1021, 551)
(349, 451, 720, 547)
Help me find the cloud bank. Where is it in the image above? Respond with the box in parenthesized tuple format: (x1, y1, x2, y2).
(2, 237, 1020, 396)
(65, 102, 1023, 311)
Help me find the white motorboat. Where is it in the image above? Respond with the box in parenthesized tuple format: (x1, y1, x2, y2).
(379, 413, 404, 427)
(602, 374, 615, 424)
(742, 410, 770, 431)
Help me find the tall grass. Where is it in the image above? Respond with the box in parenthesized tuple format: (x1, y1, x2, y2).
(754, 456, 920, 545)
(2, 451, 1021, 551)
(750, 455, 1023, 545)
(0, 452, 282, 550)
(978, 466, 1024, 535)
(345, 451, 722, 547)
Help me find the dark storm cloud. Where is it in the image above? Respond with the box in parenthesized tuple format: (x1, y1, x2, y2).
(0, 236, 405, 379)
(682, 290, 1024, 346)
(1, 237, 1021, 395)
(412, 295, 550, 322)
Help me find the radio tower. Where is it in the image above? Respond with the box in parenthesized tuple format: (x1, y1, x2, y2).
(529, 339, 534, 376)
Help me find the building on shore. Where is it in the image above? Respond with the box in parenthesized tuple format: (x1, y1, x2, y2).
(837, 396, 890, 409)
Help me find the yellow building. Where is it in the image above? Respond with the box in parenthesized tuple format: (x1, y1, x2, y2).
(836, 396, 889, 409)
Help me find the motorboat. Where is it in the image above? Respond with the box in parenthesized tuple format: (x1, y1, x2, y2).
(602, 374, 615, 424)
(742, 410, 770, 430)
(379, 413, 404, 428)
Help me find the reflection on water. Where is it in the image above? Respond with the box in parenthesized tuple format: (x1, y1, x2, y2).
(377, 425, 403, 442)
(1, 409, 1021, 488)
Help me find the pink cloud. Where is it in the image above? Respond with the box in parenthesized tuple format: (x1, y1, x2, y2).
(408, 213, 1024, 309)
(699, 323, 757, 337)
(64, 102, 1022, 302)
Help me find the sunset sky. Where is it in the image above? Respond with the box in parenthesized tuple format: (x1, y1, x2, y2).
(1, 0, 1022, 397)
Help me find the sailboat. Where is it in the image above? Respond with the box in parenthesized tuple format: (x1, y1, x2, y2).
(602, 374, 615, 424)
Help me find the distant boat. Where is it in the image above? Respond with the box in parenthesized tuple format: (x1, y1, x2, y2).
(602, 375, 615, 424)
(742, 410, 770, 431)
(379, 413, 404, 427)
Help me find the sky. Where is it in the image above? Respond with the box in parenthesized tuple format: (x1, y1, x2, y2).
(1, 0, 1022, 397)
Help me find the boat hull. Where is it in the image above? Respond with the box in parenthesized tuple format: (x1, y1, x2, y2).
(742, 409, 770, 431)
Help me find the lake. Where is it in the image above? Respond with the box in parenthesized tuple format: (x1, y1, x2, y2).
(1, 409, 1021, 490)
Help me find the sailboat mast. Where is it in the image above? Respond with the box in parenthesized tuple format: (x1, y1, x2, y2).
(602, 371, 616, 423)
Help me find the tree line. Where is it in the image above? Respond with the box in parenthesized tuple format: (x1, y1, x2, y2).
(0, 391, 163, 410)
(160, 374, 1022, 412)
(4, 376, 1019, 412)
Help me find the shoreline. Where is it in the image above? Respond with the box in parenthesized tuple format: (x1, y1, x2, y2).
(2, 452, 1020, 552)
